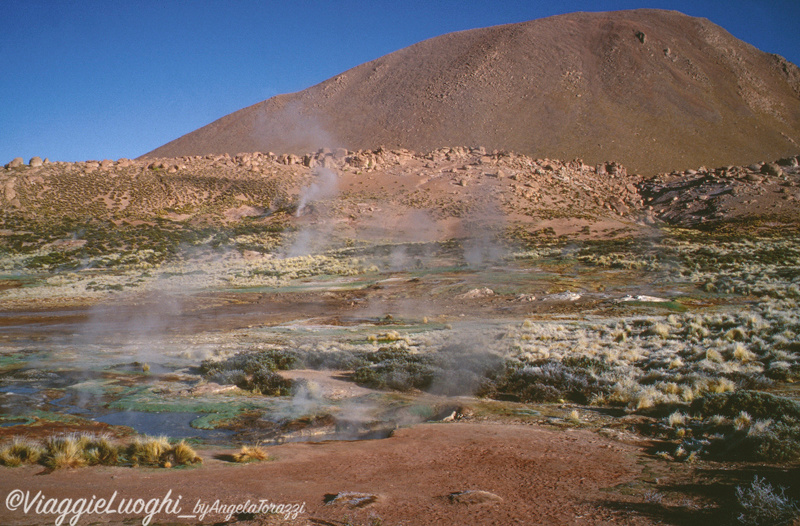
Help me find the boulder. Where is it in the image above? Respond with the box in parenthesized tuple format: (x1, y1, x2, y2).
(28, 156, 43, 167)
(761, 162, 784, 177)
(745, 173, 763, 183)
(6, 157, 24, 168)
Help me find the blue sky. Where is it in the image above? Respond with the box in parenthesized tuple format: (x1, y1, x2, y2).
(1, 0, 798, 163)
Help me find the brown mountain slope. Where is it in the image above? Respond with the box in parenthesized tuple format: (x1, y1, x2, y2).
(143, 9, 800, 175)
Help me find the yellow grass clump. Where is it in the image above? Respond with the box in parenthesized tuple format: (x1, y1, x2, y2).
(233, 445, 273, 463)
(0, 438, 44, 467)
(44, 435, 87, 470)
(128, 435, 171, 467)
(169, 440, 203, 466)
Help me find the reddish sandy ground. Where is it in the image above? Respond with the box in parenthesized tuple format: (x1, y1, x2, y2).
(0, 422, 659, 526)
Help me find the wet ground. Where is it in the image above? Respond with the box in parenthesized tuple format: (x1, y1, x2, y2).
(0, 248, 704, 443)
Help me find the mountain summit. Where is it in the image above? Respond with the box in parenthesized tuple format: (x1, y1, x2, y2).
(143, 9, 800, 175)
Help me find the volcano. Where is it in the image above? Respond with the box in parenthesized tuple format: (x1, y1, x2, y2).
(143, 9, 800, 175)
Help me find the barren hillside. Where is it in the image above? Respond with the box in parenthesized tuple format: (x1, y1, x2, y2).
(143, 9, 800, 175)
(3, 147, 799, 260)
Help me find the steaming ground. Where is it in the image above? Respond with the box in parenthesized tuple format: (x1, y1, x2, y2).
(1, 150, 799, 524)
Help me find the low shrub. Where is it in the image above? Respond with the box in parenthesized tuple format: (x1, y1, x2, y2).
(201, 349, 297, 396)
(652, 391, 800, 462)
(248, 369, 293, 396)
(353, 359, 436, 391)
(736, 475, 799, 525)
(487, 360, 611, 404)
(300, 349, 368, 370)
(351, 347, 504, 395)
(200, 349, 300, 377)
(691, 391, 800, 423)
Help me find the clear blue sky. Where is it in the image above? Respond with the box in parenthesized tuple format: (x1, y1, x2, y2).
(1, 0, 798, 163)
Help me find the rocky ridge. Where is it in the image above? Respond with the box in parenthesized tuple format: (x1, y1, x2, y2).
(640, 156, 800, 227)
(3, 148, 799, 238)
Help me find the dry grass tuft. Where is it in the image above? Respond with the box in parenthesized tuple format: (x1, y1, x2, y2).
(0, 434, 201, 470)
(128, 435, 171, 466)
(667, 411, 686, 427)
(0, 438, 44, 467)
(233, 445, 272, 463)
(82, 434, 120, 466)
(734, 411, 753, 431)
(169, 440, 202, 466)
(44, 435, 87, 469)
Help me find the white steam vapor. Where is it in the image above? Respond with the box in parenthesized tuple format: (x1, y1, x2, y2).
(296, 167, 338, 217)
(285, 167, 340, 257)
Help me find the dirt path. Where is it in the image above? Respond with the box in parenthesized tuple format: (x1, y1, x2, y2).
(0, 422, 656, 525)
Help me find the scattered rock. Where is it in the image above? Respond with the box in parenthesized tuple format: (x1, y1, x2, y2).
(324, 492, 379, 508)
(448, 490, 503, 505)
(6, 158, 24, 169)
(515, 293, 537, 302)
(543, 291, 581, 302)
(182, 382, 239, 396)
(607, 196, 629, 215)
(457, 288, 494, 299)
(4, 178, 17, 201)
(642, 210, 659, 225)
(618, 295, 670, 303)
(761, 163, 784, 177)
(745, 173, 762, 183)
(429, 405, 471, 422)
(28, 157, 43, 167)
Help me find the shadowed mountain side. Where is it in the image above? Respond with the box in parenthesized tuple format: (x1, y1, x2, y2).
(143, 9, 800, 175)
